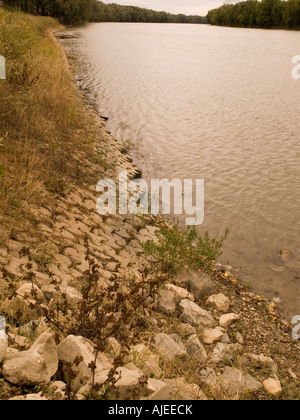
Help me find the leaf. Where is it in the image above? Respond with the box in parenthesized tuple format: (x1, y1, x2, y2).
(0, 163, 4, 178)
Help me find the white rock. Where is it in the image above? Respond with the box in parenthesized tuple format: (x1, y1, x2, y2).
(42, 284, 82, 305)
(165, 284, 195, 301)
(50, 381, 68, 399)
(114, 367, 144, 399)
(202, 327, 224, 345)
(157, 290, 177, 314)
(176, 323, 197, 338)
(152, 333, 188, 361)
(236, 332, 244, 345)
(199, 367, 218, 387)
(244, 353, 278, 374)
(128, 344, 162, 379)
(57, 335, 112, 393)
(209, 343, 243, 365)
(165, 377, 207, 400)
(105, 337, 121, 359)
(263, 377, 282, 396)
(179, 299, 214, 328)
(146, 382, 173, 400)
(219, 313, 240, 328)
(220, 333, 231, 344)
(146, 378, 168, 394)
(185, 334, 207, 364)
(16, 283, 44, 302)
(219, 367, 262, 397)
(9, 394, 48, 401)
(3, 332, 58, 385)
(0, 332, 8, 364)
(77, 370, 111, 396)
(207, 293, 230, 313)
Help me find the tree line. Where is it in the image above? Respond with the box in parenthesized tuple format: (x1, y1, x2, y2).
(2, 0, 207, 25)
(207, 0, 300, 28)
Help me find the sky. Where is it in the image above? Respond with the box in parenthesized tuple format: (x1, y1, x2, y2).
(102, 1, 225, 17)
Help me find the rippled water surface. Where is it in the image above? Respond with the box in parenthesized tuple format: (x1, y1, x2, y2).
(62, 23, 300, 318)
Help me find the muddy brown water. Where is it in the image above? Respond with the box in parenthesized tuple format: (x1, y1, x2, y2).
(60, 23, 300, 321)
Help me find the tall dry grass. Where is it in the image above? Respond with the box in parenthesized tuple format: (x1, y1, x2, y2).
(0, 10, 98, 242)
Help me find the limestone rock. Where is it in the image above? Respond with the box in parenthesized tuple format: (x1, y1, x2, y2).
(151, 333, 188, 361)
(209, 343, 243, 365)
(78, 369, 110, 396)
(219, 367, 262, 397)
(236, 332, 244, 345)
(185, 334, 207, 364)
(263, 377, 282, 396)
(9, 394, 48, 401)
(199, 367, 218, 387)
(128, 344, 162, 379)
(176, 323, 197, 338)
(3, 332, 58, 385)
(165, 284, 195, 302)
(165, 377, 207, 400)
(146, 380, 173, 400)
(220, 333, 231, 344)
(57, 335, 112, 393)
(18, 319, 47, 339)
(207, 293, 230, 313)
(105, 337, 121, 359)
(219, 313, 240, 328)
(0, 316, 8, 362)
(114, 367, 145, 399)
(41, 284, 82, 305)
(8, 332, 29, 349)
(179, 299, 214, 328)
(156, 290, 177, 315)
(16, 283, 44, 302)
(202, 327, 224, 345)
(244, 353, 278, 374)
(50, 381, 68, 399)
(176, 271, 214, 299)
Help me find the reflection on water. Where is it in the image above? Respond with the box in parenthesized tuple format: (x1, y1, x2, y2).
(61, 23, 300, 319)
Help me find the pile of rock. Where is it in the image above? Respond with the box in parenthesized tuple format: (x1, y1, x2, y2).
(0, 271, 285, 400)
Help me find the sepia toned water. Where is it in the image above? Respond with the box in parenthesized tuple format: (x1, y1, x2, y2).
(61, 23, 300, 319)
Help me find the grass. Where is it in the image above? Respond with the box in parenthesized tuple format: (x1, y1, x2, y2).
(142, 223, 229, 273)
(0, 9, 108, 244)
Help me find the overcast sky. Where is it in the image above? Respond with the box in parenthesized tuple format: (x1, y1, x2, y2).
(103, 1, 225, 17)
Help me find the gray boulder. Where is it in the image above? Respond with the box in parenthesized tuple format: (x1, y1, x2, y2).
(3, 332, 58, 385)
(57, 335, 112, 393)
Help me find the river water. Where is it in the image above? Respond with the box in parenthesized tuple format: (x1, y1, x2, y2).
(61, 23, 300, 319)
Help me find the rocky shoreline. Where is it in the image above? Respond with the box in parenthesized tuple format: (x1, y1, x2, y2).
(0, 26, 299, 401)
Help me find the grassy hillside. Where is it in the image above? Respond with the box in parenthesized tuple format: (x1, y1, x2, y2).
(0, 10, 100, 244)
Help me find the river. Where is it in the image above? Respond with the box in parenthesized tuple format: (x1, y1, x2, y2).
(60, 23, 300, 320)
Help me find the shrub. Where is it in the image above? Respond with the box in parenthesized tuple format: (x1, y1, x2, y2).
(142, 223, 229, 273)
